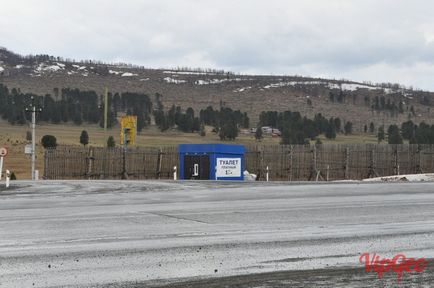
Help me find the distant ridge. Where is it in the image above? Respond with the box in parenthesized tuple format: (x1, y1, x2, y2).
(1, 47, 433, 131)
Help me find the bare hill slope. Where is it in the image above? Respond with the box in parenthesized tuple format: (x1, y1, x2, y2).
(1, 47, 433, 131)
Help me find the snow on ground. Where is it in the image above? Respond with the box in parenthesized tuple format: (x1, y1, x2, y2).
(363, 173, 434, 182)
(262, 80, 401, 94)
(163, 70, 219, 76)
(121, 72, 138, 77)
(233, 86, 252, 93)
(0, 66, 4, 72)
(109, 70, 121, 75)
(164, 77, 187, 84)
(1, 181, 433, 287)
(34, 63, 64, 73)
(194, 78, 248, 85)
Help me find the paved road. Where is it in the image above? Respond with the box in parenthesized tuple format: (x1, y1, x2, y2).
(0, 181, 433, 287)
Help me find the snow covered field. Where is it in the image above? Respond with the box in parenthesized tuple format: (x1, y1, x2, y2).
(0, 181, 433, 287)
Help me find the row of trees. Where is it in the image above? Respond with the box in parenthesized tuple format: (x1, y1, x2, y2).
(0, 84, 153, 131)
(376, 121, 434, 144)
(43, 131, 116, 149)
(259, 111, 353, 144)
(154, 97, 249, 140)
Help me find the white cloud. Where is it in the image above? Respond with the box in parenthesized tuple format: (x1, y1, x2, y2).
(1, 0, 434, 90)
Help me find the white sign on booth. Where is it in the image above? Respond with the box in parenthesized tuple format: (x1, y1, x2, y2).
(216, 158, 241, 177)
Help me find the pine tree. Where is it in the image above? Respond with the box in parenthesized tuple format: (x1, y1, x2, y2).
(387, 125, 403, 144)
(377, 126, 385, 143)
(255, 126, 263, 141)
(344, 122, 353, 135)
(80, 130, 89, 146)
(369, 122, 375, 134)
(325, 124, 336, 139)
(41, 135, 57, 148)
(199, 124, 206, 137)
(107, 136, 115, 148)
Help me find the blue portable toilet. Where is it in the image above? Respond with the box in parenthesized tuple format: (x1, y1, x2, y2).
(178, 144, 245, 181)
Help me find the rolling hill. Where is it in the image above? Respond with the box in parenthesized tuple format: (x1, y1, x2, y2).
(1, 47, 433, 131)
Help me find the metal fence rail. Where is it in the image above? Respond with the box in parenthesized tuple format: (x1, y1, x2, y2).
(44, 144, 434, 181)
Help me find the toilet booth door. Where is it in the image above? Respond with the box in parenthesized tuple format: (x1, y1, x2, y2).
(184, 155, 210, 180)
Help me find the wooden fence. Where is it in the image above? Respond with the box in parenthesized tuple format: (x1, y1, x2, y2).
(44, 144, 434, 181)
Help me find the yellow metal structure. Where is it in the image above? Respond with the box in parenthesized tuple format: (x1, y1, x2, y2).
(120, 116, 137, 146)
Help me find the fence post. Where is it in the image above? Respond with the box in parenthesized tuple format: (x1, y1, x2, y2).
(87, 147, 94, 180)
(173, 166, 177, 180)
(122, 146, 128, 180)
(367, 148, 379, 178)
(43, 149, 49, 180)
(266, 166, 269, 182)
(393, 147, 399, 175)
(416, 146, 423, 173)
(256, 147, 262, 181)
(345, 147, 350, 179)
(5, 170, 10, 188)
(288, 145, 293, 181)
(156, 148, 163, 179)
(310, 145, 323, 181)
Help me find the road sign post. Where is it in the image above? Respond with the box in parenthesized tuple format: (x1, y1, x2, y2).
(0, 156, 3, 181)
(0, 147, 8, 181)
(5, 169, 10, 188)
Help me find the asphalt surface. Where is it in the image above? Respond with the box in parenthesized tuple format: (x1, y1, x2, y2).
(0, 180, 433, 287)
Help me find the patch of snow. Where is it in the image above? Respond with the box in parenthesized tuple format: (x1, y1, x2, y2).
(46, 65, 62, 71)
(56, 62, 66, 68)
(140, 78, 150, 81)
(363, 173, 434, 182)
(34, 63, 63, 72)
(243, 170, 257, 181)
(82, 73, 88, 77)
(195, 80, 208, 85)
(15, 65, 24, 69)
(195, 78, 247, 85)
(109, 70, 121, 75)
(163, 70, 218, 76)
(72, 65, 80, 68)
(263, 80, 390, 93)
(233, 86, 252, 93)
(164, 77, 187, 84)
(121, 72, 138, 77)
(0, 66, 4, 72)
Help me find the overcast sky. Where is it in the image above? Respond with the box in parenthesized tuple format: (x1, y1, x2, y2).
(1, 0, 434, 90)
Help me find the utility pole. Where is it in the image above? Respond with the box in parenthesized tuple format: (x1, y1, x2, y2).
(26, 96, 42, 180)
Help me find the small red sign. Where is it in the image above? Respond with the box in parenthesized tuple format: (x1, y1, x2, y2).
(0, 147, 8, 157)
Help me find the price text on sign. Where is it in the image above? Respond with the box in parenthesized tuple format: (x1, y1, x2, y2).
(0, 147, 8, 157)
(216, 158, 241, 177)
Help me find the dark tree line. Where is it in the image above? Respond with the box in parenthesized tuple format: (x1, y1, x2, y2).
(154, 103, 249, 140)
(399, 120, 434, 144)
(0, 84, 152, 132)
(259, 111, 352, 144)
(375, 121, 434, 144)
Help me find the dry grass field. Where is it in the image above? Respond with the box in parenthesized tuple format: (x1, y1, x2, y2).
(0, 121, 378, 180)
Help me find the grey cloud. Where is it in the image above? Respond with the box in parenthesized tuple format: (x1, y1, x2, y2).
(1, 0, 434, 89)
